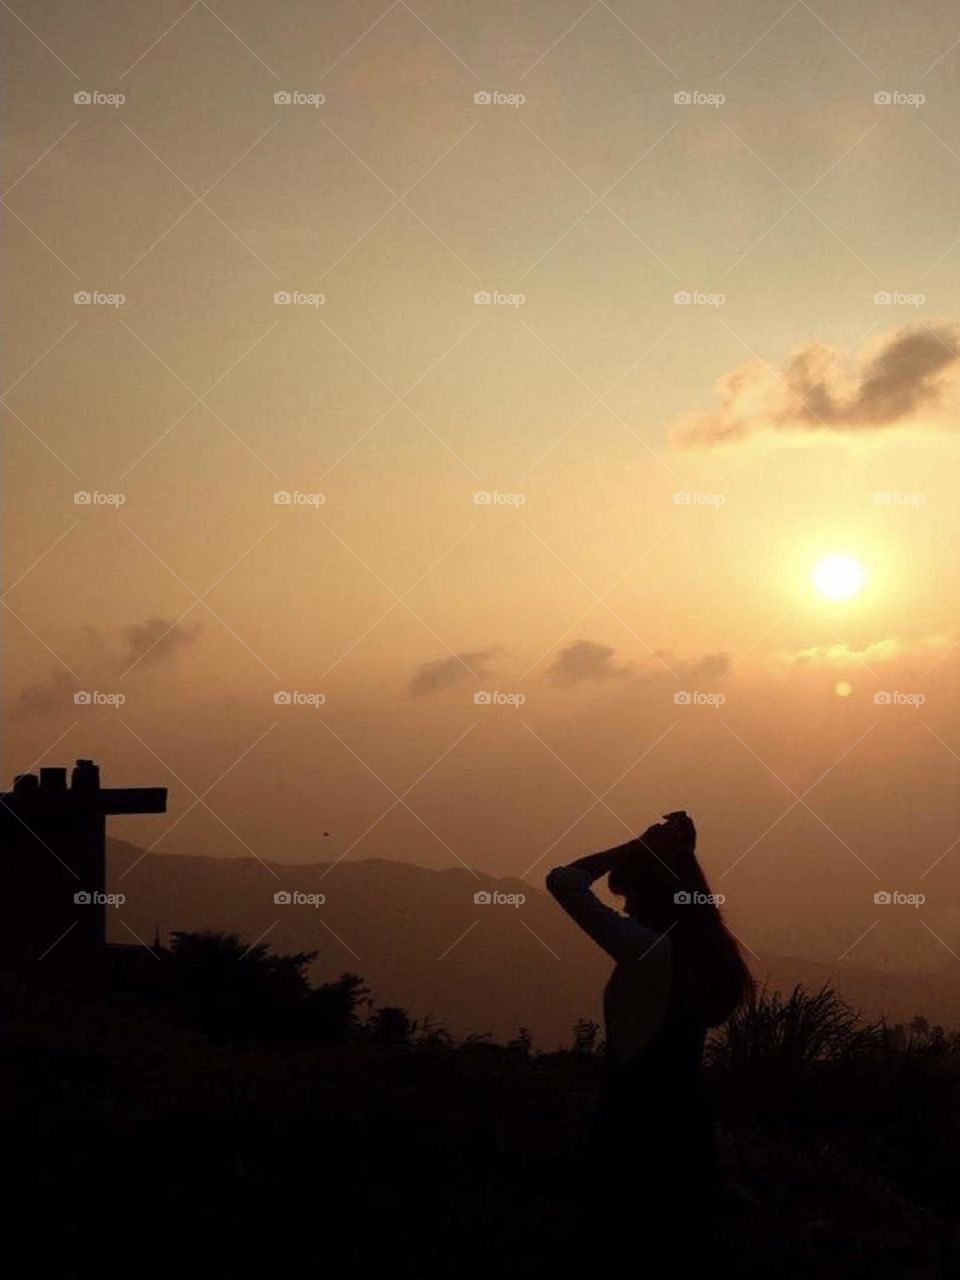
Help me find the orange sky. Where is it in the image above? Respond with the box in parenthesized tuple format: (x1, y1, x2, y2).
(3, 0, 960, 975)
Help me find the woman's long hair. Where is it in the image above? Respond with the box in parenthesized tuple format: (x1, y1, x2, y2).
(608, 812, 753, 1027)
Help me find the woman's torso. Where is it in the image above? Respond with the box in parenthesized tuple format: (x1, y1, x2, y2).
(601, 934, 710, 1133)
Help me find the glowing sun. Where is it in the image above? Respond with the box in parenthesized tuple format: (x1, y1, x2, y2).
(812, 554, 865, 602)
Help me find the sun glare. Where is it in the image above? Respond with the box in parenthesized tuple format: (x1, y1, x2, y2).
(812, 554, 865, 602)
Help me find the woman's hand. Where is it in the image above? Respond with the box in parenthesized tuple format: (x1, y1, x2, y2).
(568, 839, 637, 881)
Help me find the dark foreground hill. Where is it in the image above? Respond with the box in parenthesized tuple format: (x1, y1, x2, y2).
(108, 841, 960, 1043)
(4, 939, 959, 1279)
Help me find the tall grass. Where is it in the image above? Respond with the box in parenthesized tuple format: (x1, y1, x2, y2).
(708, 983, 884, 1067)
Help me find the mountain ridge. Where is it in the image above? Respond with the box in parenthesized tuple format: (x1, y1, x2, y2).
(107, 840, 960, 1044)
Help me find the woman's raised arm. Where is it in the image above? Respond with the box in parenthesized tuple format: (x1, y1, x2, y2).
(545, 849, 663, 963)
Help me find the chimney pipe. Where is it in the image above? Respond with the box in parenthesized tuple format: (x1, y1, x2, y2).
(71, 759, 100, 792)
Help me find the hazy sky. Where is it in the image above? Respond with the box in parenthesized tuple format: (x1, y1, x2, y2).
(3, 0, 960, 973)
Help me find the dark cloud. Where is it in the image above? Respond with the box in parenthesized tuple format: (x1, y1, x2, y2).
(673, 324, 960, 447)
(546, 640, 631, 684)
(410, 648, 501, 697)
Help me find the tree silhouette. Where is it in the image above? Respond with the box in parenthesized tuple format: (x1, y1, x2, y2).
(164, 929, 318, 1044)
(570, 1017, 602, 1056)
(370, 1005, 416, 1047)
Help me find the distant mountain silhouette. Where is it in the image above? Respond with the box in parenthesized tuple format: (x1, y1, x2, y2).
(108, 841, 960, 1043)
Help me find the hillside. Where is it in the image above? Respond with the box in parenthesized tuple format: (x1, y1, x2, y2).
(107, 841, 960, 1042)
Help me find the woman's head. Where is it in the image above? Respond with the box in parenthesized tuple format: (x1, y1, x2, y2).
(608, 811, 703, 913)
(609, 811, 753, 1026)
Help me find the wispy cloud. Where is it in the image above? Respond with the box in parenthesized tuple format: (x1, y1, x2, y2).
(121, 617, 201, 667)
(11, 618, 202, 718)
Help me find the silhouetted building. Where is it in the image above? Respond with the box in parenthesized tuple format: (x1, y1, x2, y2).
(0, 759, 166, 963)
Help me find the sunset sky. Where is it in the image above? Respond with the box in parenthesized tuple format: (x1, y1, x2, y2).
(3, 0, 960, 974)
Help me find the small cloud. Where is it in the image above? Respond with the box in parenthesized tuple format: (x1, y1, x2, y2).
(547, 640, 631, 685)
(11, 671, 75, 718)
(672, 323, 960, 447)
(120, 617, 202, 669)
(410, 648, 502, 697)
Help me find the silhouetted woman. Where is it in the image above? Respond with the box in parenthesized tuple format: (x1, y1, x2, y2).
(546, 811, 752, 1268)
